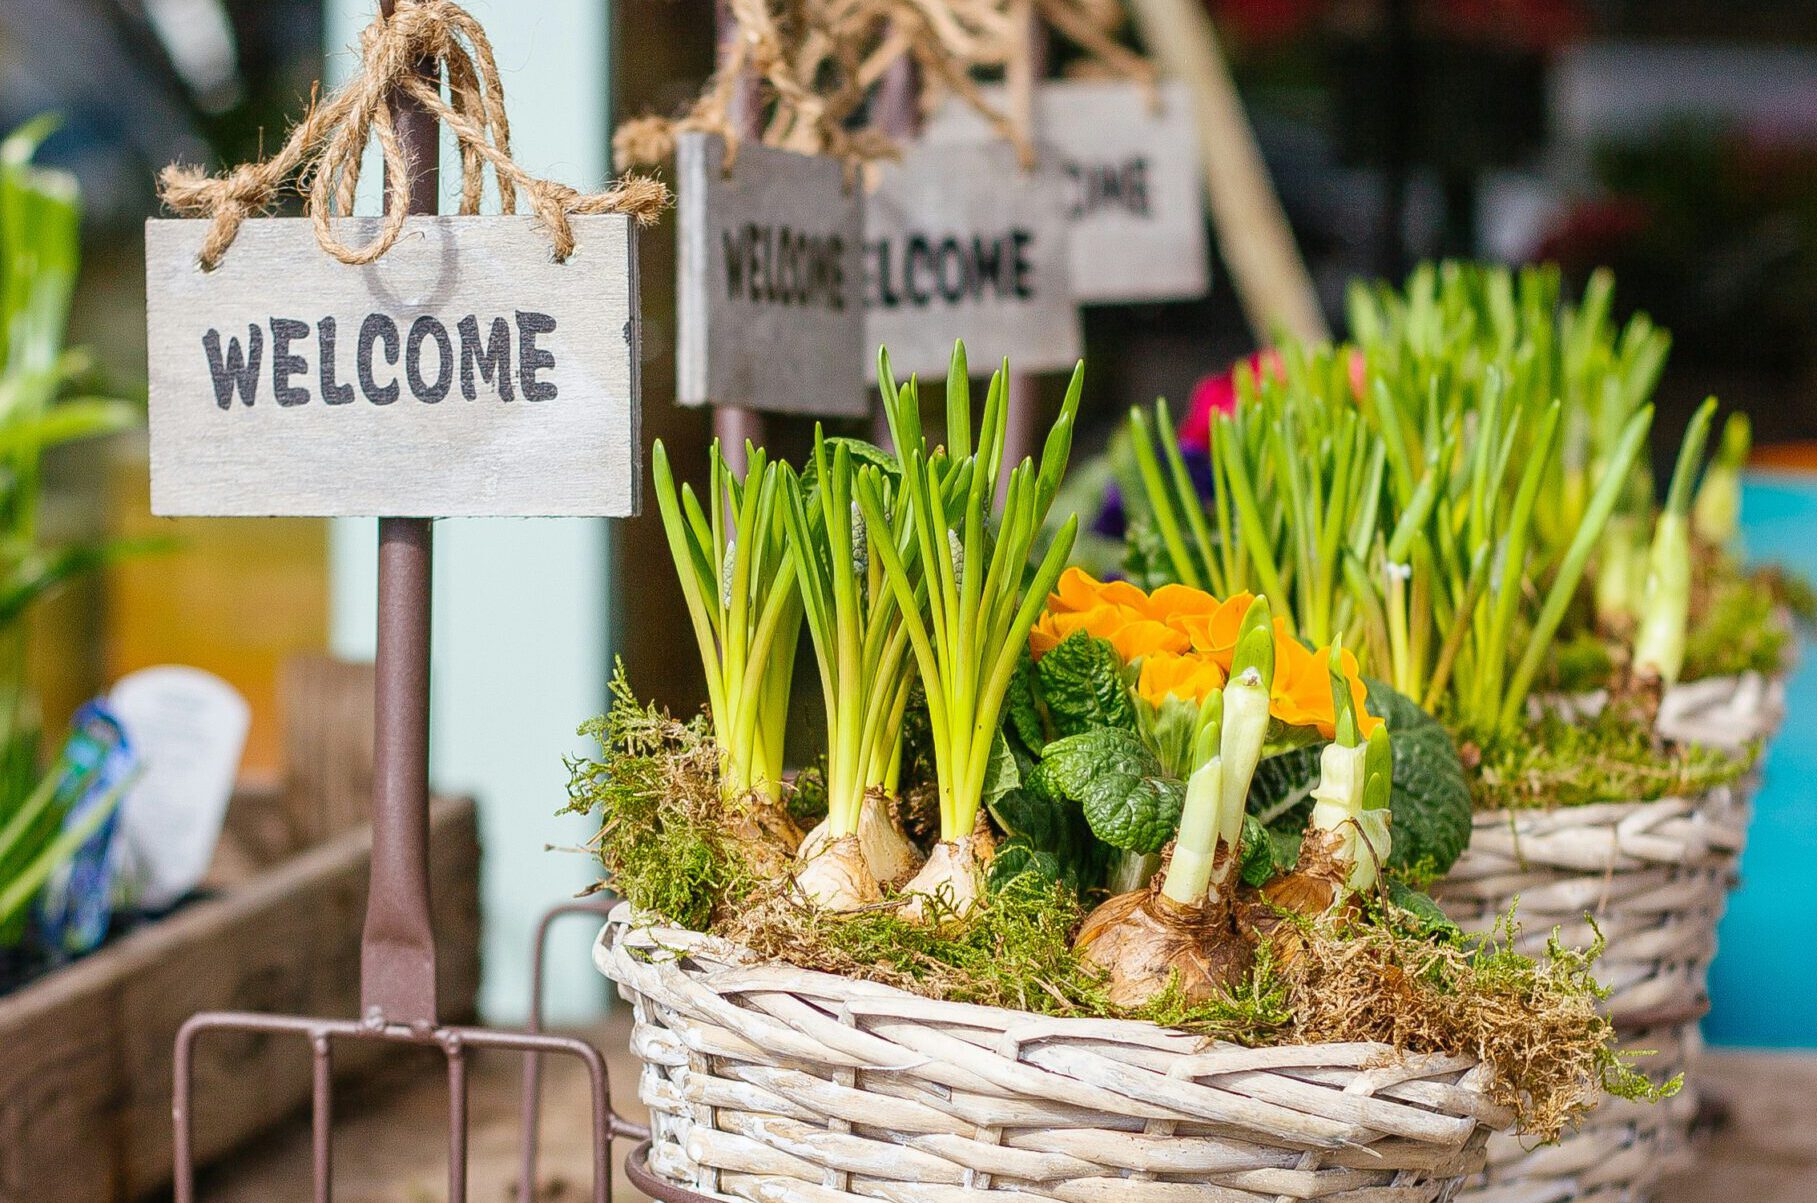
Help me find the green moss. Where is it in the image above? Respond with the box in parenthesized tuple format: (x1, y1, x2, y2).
(566, 668, 757, 931)
(1683, 571, 1794, 681)
(1129, 939, 1294, 1040)
(1539, 630, 1617, 693)
(733, 870, 1109, 1016)
(1466, 710, 1752, 811)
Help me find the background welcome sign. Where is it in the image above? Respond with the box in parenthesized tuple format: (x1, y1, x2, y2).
(924, 80, 1209, 306)
(863, 140, 1081, 380)
(145, 213, 640, 517)
(675, 133, 866, 415)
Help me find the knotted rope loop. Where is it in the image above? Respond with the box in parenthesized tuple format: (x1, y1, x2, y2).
(159, 0, 669, 270)
(613, 0, 1156, 176)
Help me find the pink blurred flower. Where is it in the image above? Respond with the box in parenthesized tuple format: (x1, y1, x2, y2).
(1180, 350, 1282, 452)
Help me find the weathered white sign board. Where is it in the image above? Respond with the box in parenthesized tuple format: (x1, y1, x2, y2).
(145, 214, 640, 517)
(924, 80, 1209, 305)
(676, 133, 866, 415)
(864, 140, 1081, 380)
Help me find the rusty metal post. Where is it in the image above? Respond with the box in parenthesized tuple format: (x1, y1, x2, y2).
(871, 54, 919, 450)
(359, 0, 441, 1029)
(517, 894, 620, 1200)
(173, 7, 629, 1203)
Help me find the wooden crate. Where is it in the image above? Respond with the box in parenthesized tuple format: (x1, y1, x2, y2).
(0, 790, 480, 1203)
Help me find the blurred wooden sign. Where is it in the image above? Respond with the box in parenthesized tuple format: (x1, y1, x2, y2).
(925, 80, 1210, 305)
(864, 141, 1081, 380)
(676, 133, 866, 415)
(144, 215, 641, 518)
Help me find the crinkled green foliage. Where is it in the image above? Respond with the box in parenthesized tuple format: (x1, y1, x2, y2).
(1247, 680, 1474, 874)
(1238, 813, 1293, 887)
(1034, 631, 1137, 737)
(1384, 879, 1461, 940)
(1038, 727, 1183, 854)
(987, 754, 1106, 895)
(1003, 648, 1047, 754)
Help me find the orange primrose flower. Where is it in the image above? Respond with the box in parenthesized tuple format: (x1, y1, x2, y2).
(1268, 623, 1381, 741)
(1135, 651, 1226, 709)
(1031, 570, 1381, 740)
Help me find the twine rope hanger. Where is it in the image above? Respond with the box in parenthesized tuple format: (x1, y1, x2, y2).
(613, 0, 1156, 175)
(159, 0, 670, 270)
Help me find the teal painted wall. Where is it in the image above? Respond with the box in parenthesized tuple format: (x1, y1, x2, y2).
(1705, 472, 1817, 1047)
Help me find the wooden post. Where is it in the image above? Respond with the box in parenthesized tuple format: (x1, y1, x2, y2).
(998, 1, 1045, 499)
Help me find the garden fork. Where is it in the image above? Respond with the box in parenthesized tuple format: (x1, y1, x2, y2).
(170, 9, 643, 1199)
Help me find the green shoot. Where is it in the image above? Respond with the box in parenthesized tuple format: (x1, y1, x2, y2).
(859, 343, 1082, 846)
(1692, 412, 1750, 548)
(1634, 397, 1719, 685)
(1307, 643, 1392, 893)
(650, 439, 802, 805)
(780, 431, 916, 840)
(1159, 598, 1275, 907)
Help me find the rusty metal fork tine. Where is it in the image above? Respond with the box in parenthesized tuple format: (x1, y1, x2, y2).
(520, 896, 620, 1202)
(573, 1036, 614, 1203)
(312, 1034, 335, 1203)
(447, 1036, 470, 1203)
(172, 1015, 202, 1203)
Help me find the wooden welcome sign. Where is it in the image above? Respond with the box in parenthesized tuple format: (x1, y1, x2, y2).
(675, 133, 865, 415)
(145, 214, 641, 518)
(863, 140, 1081, 380)
(925, 79, 1209, 305)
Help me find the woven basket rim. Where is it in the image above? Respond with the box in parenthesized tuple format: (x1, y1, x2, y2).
(595, 900, 1502, 1083)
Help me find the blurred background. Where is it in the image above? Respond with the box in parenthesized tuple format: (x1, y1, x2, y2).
(1, 0, 1813, 1035)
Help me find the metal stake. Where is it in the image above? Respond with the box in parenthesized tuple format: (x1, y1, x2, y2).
(171, 5, 634, 1199)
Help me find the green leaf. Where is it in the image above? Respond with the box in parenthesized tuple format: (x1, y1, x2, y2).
(1238, 813, 1294, 887)
(1034, 631, 1137, 738)
(1244, 680, 1473, 875)
(1039, 727, 1182, 854)
(988, 758, 1104, 894)
(980, 729, 1021, 817)
(798, 437, 898, 497)
(1004, 647, 1046, 754)
(987, 839, 1063, 892)
(1384, 879, 1462, 941)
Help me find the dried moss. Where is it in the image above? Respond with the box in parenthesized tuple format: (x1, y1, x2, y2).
(1276, 909, 1675, 1141)
(1465, 710, 1752, 811)
(566, 669, 759, 931)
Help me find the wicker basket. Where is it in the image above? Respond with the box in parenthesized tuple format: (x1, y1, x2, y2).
(1461, 1024, 1696, 1203)
(1436, 672, 1779, 1202)
(597, 903, 1515, 1203)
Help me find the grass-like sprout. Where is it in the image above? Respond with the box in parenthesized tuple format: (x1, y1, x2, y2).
(1692, 411, 1750, 549)
(781, 431, 921, 907)
(650, 438, 802, 809)
(1633, 397, 1718, 686)
(857, 342, 1082, 921)
(1126, 263, 1659, 736)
